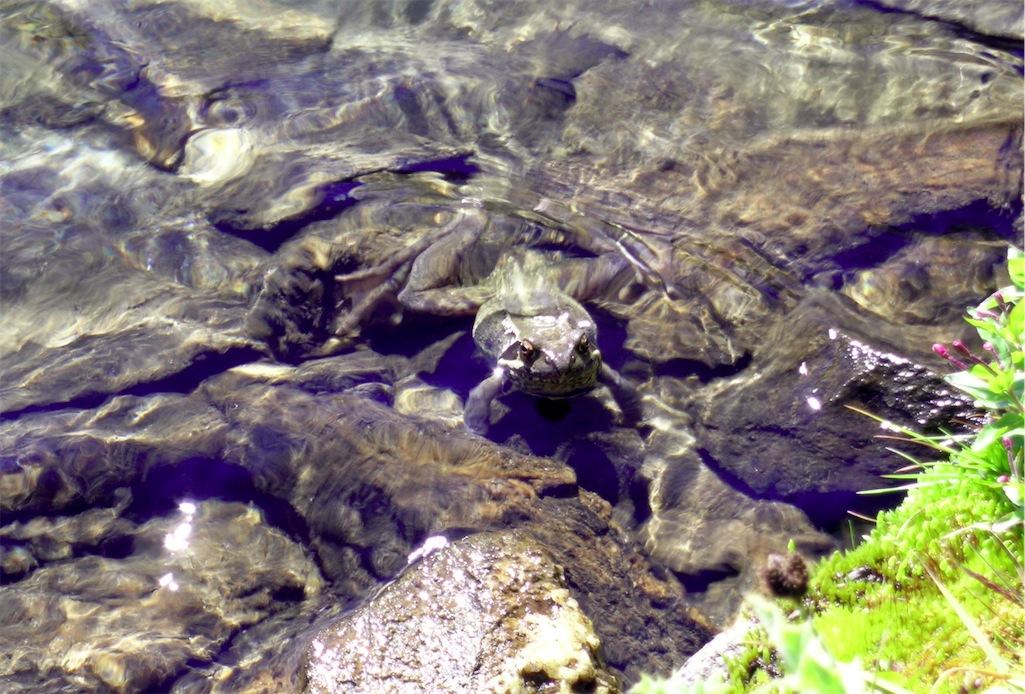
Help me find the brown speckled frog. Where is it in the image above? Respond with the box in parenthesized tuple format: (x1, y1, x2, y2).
(335, 204, 655, 434)
(460, 250, 639, 433)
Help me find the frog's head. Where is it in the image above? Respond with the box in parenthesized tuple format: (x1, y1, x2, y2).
(497, 312, 602, 398)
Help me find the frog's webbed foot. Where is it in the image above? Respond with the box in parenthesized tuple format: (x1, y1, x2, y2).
(332, 206, 485, 339)
(331, 260, 414, 340)
(532, 199, 678, 300)
(599, 363, 644, 426)
(464, 368, 507, 435)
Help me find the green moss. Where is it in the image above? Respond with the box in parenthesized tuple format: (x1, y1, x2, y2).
(722, 629, 775, 693)
(813, 596, 968, 682)
(806, 459, 1023, 692)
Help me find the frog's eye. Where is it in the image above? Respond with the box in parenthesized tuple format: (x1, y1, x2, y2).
(576, 335, 590, 355)
(518, 340, 537, 362)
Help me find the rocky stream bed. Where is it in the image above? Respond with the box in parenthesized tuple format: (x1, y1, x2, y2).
(0, 0, 1022, 691)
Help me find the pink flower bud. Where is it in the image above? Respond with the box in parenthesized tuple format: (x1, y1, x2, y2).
(982, 341, 1005, 368)
(933, 344, 968, 369)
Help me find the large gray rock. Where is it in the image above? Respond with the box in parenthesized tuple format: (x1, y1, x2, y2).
(303, 531, 619, 694)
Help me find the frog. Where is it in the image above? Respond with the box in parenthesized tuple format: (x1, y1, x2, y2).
(461, 250, 642, 433)
(334, 203, 660, 434)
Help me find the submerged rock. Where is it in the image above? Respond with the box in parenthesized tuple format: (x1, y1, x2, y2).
(690, 293, 979, 525)
(866, 0, 1024, 40)
(0, 499, 323, 693)
(1, 355, 711, 688)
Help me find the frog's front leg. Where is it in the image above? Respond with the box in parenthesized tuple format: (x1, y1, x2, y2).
(463, 367, 508, 434)
(599, 363, 644, 426)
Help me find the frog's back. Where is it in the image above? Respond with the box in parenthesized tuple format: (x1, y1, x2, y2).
(472, 253, 594, 359)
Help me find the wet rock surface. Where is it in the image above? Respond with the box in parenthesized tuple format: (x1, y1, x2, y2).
(1, 354, 713, 690)
(1, 0, 1022, 690)
(691, 293, 981, 525)
(303, 531, 621, 694)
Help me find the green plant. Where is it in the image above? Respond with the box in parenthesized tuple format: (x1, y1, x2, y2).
(629, 598, 914, 694)
(746, 598, 914, 694)
(930, 246, 1023, 515)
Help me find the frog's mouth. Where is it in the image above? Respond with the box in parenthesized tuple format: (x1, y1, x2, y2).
(512, 360, 601, 398)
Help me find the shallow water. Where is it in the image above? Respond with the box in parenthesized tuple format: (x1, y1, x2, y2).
(1, 0, 1022, 690)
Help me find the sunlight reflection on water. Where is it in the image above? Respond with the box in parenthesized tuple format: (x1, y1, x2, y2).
(162, 500, 197, 553)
